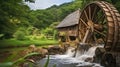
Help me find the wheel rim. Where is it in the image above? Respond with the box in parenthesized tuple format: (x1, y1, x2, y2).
(79, 1, 120, 51)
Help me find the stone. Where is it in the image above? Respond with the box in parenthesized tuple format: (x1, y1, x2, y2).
(35, 48, 48, 55)
(28, 45, 36, 52)
(85, 57, 93, 62)
(79, 43, 92, 51)
(47, 45, 64, 54)
(97, 38, 104, 44)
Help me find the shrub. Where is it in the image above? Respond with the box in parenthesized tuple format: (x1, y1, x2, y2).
(0, 34, 4, 40)
(13, 31, 25, 40)
(39, 34, 46, 40)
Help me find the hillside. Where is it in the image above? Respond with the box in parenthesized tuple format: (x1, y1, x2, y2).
(0, 0, 120, 39)
(29, 0, 82, 29)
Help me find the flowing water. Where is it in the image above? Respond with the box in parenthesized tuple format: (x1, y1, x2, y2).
(37, 45, 104, 67)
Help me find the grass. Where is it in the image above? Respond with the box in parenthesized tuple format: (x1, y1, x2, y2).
(0, 37, 58, 66)
(0, 39, 58, 48)
(0, 52, 41, 67)
(0, 38, 58, 63)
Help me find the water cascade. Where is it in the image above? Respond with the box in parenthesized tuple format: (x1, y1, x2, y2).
(37, 45, 103, 67)
(76, 46, 97, 61)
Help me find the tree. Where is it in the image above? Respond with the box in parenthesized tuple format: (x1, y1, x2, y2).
(0, 0, 35, 39)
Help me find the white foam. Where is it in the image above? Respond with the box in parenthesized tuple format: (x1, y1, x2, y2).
(38, 45, 104, 67)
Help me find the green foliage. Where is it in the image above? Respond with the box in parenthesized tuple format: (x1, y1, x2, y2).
(26, 26, 35, 35)
(0, 52, 40, 67)
(13, 52, 40, 66)
(40, 22, 59, 40)
(0, 39, 58, 48)
(44, 55, 50, 67)
(0, 0, 30, 38)
(29, 1, 82, 29)
(39, 34, 47, 40)
(43, 55, 56, 67)
(0, 34, 4, 38)
(0, 62, 13, 67)
(28, 34, 46, 40)
(53, 64, 57, 67)
(1, 0, 120, 40)
(13, 30, 26, 40)
(53, 30, 58, 40)
(42, 28, 53, 36)
(49, 22, 59, 28)
(25, 0, 35, 3)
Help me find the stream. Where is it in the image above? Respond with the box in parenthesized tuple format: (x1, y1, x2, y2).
(37, 45, 103, 67)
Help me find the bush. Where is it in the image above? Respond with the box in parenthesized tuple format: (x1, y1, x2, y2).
(53, 30, 58, 40)
(0, 34, 4, 40)
(13, 31, 26, 40)
(38, 34, 46, 40)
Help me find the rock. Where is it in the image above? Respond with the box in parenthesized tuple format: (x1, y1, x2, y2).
(48, 45, 60, 50)
(28, 45, 36, 52)
(79, 43, 92, 51)
(18, 49, 29, 57)
(97, 38, 104, 44)
(47, 45, 64, 54)
(25, 53, 45, 61)
(85, 57, 93, 62)
(35, 48, 48, 55)
(95, 47, 105, 57)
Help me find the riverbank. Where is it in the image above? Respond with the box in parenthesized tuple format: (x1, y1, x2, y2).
(0, 39, 58, 63)
(0, 44, 61, 63)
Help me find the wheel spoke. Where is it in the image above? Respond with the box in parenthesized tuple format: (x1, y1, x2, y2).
(94, 29, 106, 37)
(101, 37, 106, 43)
(93, 32, 97, 43)
(80, 18, 88, 27)
(89, 6, 91, 20)
(95, 13, 105, 23)
(94, 32, 106, 44)
(101, 16, 106, 24)
(79, 29, 84, 41)
(92, 6, 98, 20)
(79, 20, 81, 29)
(84, 10, 89, 20)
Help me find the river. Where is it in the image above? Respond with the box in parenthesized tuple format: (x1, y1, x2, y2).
(37, 46, 103, 67)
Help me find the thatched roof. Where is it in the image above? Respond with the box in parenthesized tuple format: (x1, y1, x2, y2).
(56, 9, 80, 28)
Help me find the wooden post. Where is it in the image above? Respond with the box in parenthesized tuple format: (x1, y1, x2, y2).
(82, 28, 91, 43)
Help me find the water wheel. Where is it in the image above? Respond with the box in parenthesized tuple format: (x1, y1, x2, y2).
(79, 1, 120, 67)
(79, 1, 120, 51)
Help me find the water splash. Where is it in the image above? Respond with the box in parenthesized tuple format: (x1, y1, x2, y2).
(76, 46, 98, 61)
(65, 47, 75, 57)
(37, 45, 104, 67)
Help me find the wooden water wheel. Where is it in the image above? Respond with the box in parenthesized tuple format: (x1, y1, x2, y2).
(79, 1, 120, 51)
(79, 1, 120, 67)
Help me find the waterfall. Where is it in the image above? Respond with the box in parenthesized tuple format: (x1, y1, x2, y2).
(65, 47, 75, 57)
(64, 45, 103, 62)
(76, 46, 98, 61)
(38, 45, 104, 67)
